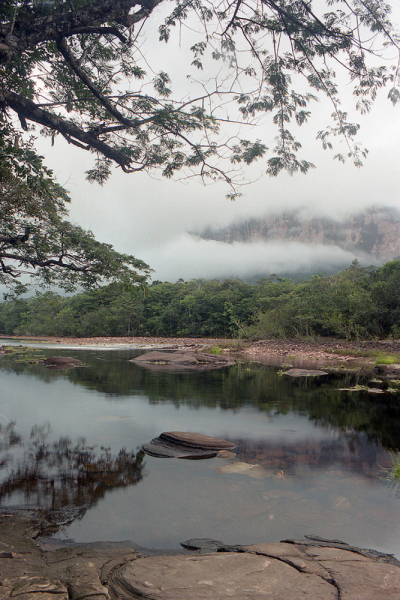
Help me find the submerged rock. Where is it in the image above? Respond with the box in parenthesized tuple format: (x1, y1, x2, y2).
(130, 350, 235, 371)
(40, 356, 83, 369)
(217, 461, 271, 479)
(283, 368, 328, 377)
(142, 431, 235, 459)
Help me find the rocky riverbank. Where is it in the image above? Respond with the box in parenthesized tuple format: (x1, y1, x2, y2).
(1, 510, 399, 600)
(1, 334, 400, 364)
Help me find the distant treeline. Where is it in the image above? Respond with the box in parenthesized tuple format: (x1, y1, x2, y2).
(0, 259, 399, 340)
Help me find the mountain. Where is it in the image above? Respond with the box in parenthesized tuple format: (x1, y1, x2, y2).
(199, 205, 400, 261)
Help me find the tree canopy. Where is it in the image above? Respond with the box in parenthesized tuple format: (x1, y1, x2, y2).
(0, 118, 150, 291)
(2, 259, 399, 339)
(1, 0, 399, 193)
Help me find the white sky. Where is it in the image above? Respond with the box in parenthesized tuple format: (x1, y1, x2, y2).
(35, 1, 400, 282)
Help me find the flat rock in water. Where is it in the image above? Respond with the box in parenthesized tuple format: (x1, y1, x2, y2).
(142, 438, 218, 459)
(130, 350, 235, 371)
(283, 368, 328, 377)
(181, 538, 225, 551)
(41, 356, 82, 369)
(160, 431, 235, 450)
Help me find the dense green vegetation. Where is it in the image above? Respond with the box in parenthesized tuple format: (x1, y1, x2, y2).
(0, 259, 399, 340)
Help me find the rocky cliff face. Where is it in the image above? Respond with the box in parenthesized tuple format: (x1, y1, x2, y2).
(200, 206, 400, 260)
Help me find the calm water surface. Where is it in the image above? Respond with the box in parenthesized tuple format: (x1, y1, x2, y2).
(0, 344, 399, 556)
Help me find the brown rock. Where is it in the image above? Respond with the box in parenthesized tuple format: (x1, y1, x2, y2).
(41, 356, 83, 369)
(110, 553, 338, 600)
(159, 431, 235, 450)
(142, 437, 218, 459)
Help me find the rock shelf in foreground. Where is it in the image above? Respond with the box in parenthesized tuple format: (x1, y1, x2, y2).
(1, 513, 400, 600)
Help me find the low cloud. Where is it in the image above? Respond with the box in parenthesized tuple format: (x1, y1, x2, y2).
(142, 234, 374, 282)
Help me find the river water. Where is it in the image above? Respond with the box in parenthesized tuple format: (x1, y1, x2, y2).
(0, 343, 399, 556)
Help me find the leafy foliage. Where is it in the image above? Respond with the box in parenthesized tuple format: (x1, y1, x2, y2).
(0, 0, 399, 193)
(0, 119, 150, 291)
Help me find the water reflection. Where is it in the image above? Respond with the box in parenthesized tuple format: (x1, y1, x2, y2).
(0, 421, 145, 521)
(1, 348, 399, 450)
(0, 346, 399, 555)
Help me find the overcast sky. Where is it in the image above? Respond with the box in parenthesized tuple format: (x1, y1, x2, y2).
(36, 2, 400, 283)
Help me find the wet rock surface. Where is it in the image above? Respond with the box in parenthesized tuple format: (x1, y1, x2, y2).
(0, 512, 399, 600)
(130, 350, 235, 371)
(143, 431, 235, 458)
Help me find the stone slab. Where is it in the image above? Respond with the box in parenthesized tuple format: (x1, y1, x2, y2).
(142, 438, 218, 459)
(110, 553, 338, 600)
(1, 514, 400, 600)
(159, 431, 235, 450)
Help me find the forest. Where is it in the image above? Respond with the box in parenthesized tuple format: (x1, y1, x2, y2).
(0, 259, 399, 340)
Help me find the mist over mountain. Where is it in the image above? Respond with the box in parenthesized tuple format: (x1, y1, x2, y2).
(199, 206, 400, 258)
(188, 205, 399, 280)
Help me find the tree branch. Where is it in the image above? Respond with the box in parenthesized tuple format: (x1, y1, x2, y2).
(0, 87, 133, 168)
(56, 36, 133, 126)
(0, 0, 164, 64)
